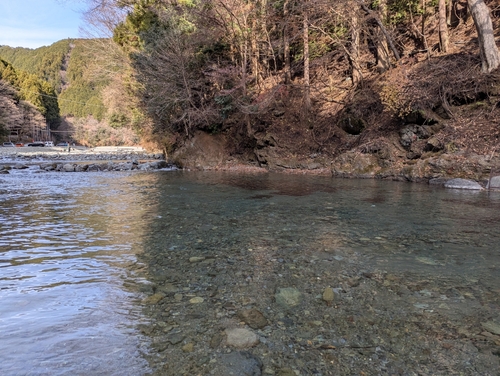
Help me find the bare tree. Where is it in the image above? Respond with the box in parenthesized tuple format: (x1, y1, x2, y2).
(375, 0, 390, 72)
(0, 80, 46, 141)
(0, 81, 19, 137)
(350, 7, 362, 86)
(439, 0, 450, 52)
(303, 4, 311, 109)
(467, 0, 500, 73)
(79, 0, 128, 38)
(358, 1, 400, 62)
(283, 0, 291, 85)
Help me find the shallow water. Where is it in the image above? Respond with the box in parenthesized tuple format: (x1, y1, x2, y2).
(1, 169, 499, 375)
(0, 170, 158, 375)
(148, 171, 500, 284)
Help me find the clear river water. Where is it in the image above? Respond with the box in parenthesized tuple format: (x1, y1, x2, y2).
(1, 168, 499, 375)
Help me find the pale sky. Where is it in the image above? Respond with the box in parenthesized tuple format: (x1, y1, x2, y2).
(0, 0, 84, 49)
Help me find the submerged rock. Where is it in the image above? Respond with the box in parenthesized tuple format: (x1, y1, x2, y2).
(142, 292, 165, 305)
(237, 308, 268, 329)
(189, 256, 206, 263)
(189, 296, 204, 304)
(481, 321, 500, 335)
(166, 331, 185, 345)
(322, 287, 335, 304)
(225, 328, 259, 349)
(275, 287, 302, 308)
(211, 351, 262, 376)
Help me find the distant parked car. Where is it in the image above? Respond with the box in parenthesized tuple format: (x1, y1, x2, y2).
(27, 142, 45, 147)
(15, 143, 24, 147)
(2, 142, 15, 147)
(45, 141, 54, 147)
(57, 142, 69, 147)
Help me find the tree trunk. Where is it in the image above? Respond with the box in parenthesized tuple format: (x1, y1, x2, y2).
(446, 0, 452, 25)
(283, 0, 291, 84)
(467, 0, 500, 73)
(242, 40, 248, 97)
(303, 9, 311, 109)
(350, 10, 362, 85)
(448, 0, 461, 27)
(421, 0, 429, 51)
(359, 2, 400, 61)
(259, 0, 270, 77)
(376, 0, 390, 72)
(250, 15, 260, 85)
(240, 11, 249, 98)
(439, 0, 449, 52)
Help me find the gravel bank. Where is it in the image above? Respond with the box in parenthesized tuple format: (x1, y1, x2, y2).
(0, 146, 177, 173)
(0, 146, 163, 160)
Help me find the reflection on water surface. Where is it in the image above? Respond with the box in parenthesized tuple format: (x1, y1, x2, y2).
(0, 171, 157, 375)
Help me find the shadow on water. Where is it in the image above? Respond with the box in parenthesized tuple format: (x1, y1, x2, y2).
(184, 170, 338, 196)
(137, 171, 500, 375)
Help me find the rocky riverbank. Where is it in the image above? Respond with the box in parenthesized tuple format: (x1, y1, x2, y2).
(169, 131, 500, 191)
(0, 146, 176, 173)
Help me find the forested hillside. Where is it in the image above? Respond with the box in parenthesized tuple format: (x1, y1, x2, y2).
(0, 39, 139, 145)
(0, 40, 71, 92)
(0, 58, 59, 140)
(0, 40, 105, 119)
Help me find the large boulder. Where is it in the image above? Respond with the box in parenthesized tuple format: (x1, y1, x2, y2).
(172, 131, 227, 169)
(332, 151, 379, 178)
(444, 178, 483, 190)
(487, 175, 500, 190)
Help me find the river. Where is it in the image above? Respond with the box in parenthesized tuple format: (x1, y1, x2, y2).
(1, 168, 499, 375)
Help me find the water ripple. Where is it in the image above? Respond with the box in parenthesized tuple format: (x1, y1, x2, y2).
(0, 171, 156, 375)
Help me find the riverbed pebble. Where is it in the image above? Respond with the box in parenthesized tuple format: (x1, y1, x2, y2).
(275, 288, 302, 308)
(225, 328, 260, 349)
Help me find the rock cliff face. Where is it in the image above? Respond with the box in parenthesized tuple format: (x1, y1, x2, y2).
(171, 130, 499, 187)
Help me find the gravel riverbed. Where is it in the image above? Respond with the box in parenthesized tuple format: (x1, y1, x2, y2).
(135, 243, 500, 376)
